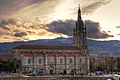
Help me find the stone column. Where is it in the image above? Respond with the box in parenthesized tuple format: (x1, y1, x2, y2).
(65, 55, 67, 71)
(74, 55, 76, 74)
(43, 52, 47, 74)
(32, 52, 35, 71)
(86, 56, 90, 75)
(55, 54, 57, 74)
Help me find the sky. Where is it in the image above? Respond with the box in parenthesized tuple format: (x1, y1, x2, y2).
(0, 0, 120, 42)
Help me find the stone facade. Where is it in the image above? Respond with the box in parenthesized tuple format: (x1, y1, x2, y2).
(13, 47, 89, 75)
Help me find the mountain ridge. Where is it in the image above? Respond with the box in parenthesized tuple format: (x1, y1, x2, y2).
(0, 37, 120, 55)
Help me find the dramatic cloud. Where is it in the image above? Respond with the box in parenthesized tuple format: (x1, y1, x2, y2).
(0, 0, 113, 22)
(82, 0, 111, 14)
(47, 20, 74, 36)
(85, 20, 113, 39)
(0, 18, 67, 42)
(0, 0, 45, 18)
(47, 20, 113, 39)
(0, 18, 114, 42)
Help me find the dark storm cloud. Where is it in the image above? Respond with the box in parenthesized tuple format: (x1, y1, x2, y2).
(47, 20, 75, 36)
(0, 0, 45, 18)
(85, 20, 113, 38)
(47, 20, 113, 39)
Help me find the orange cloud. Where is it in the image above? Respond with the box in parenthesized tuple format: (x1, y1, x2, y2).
(0, 18, 67, 42)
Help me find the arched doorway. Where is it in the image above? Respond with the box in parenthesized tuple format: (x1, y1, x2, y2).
(49, 65, 54, 75)
(39, 68, 44, 76)
(63, 69, 67, 75)
(49, 69, 54, 75)
(70, 69, 76, 75)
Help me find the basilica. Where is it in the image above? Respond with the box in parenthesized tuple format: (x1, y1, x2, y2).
(13, 6, 89, 75)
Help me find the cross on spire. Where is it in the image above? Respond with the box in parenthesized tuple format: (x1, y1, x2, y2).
(78, 4, 80, 9)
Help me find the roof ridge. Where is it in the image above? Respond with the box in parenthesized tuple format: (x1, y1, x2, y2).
(13, 45, 80, 50)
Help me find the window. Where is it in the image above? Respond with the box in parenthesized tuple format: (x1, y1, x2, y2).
(78, 66, 82, 72)
(28, 58, 31, 64)
(79, 58, 81, 63)
(39, 58, 41, 64)
(79, 68, 82, 72)
(70, 58, 72, 63)
(60, 58, 63, 63)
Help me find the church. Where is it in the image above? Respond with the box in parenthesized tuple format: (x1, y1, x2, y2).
(12, 6, 89, 75)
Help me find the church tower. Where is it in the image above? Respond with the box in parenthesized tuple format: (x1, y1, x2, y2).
(73, 5, 87, 49)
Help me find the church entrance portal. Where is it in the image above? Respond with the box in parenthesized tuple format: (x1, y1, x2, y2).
(49, 69, 54, 75)
(49, 65, 54, 75)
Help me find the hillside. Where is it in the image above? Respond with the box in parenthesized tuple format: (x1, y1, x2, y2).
(0, 37, 120, 55)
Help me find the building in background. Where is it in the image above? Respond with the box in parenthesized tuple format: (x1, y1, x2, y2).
(90, 53, 120, 74)
(12, 5, 89, 75)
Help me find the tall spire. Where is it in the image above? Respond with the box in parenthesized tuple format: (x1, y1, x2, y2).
(73, 4, 87, 49)
(78, 4, 81, 13)
(78, 4, 81, 20)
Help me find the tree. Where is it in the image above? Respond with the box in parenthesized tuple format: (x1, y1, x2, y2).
(0, 57, 21, 73)
(90, 58, 97, 72)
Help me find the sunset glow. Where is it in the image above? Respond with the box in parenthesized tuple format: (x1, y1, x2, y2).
(0, 0, 120, 42)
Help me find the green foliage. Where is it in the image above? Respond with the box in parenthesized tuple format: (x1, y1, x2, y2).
(90, 57, 120, 73)
(0, 57, 21, 73)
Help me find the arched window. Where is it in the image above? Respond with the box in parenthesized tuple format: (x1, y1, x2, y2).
(60, 58, 63, 63)
(39, 58, 41, 64)
(28, 58, 31, 64)
(70, 58, 72, 63)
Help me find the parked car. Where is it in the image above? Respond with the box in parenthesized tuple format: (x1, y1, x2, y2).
(111, 75, 120, 80)
(27, 70, 37, 76)
(95, 71, 103, 76)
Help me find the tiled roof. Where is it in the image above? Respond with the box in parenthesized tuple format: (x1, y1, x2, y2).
(13, 45, 80, 50)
